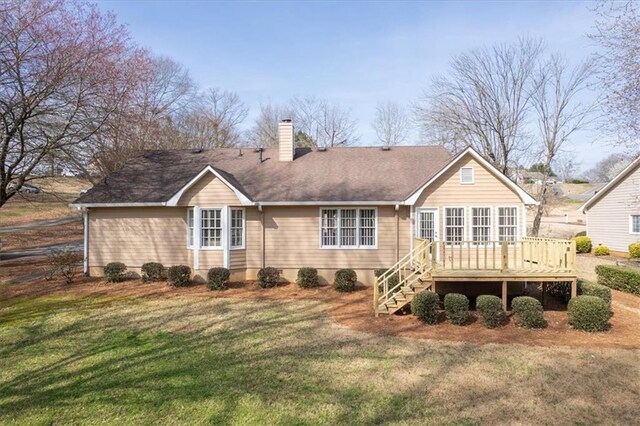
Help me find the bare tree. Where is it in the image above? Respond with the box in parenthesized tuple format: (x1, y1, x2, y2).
(372, 101, 409, 146)
(291, 97, 359, 147)
(530, 55, 596, 235)
(247, 103, 292, 148)
(554, 154, 581, 182)
(87, 55, 198, 177)
(415, 38, 543, 175)
(584, 152, 635, 182)
(0, 0, 149, 207)
(591, 1, 640, 147)
(197, 88, 248, 147)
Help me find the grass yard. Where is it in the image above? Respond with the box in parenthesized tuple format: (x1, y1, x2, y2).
(1, 290, 640, 425)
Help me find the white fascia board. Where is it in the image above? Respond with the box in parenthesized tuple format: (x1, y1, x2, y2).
(258, 200, 401, 206)
(578, 155, 640, 213)
(69, 202, 167, 208)
(165, 165, 253, 206)
(404, 147, 539, 206)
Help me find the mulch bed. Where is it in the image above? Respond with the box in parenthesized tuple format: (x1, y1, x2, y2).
(2, 266, 640, 350)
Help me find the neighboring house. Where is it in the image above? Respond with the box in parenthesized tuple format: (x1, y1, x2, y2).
(579, 155, 640, 254)
(72, 119, 538, 286)
(517, 170, 560, 186)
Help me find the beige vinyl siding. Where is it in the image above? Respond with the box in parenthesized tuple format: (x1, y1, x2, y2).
(416, 154, 525, 240)
(245, 207, 262, 269)
(261, 205, 405, 270)
(230, 249, 246, 270)
(587, 164, 640, 252)
(178, 172, 240, 206)
(89, 207, 188, 270)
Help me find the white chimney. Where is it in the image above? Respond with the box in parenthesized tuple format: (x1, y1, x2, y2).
(278, 119, 294, 162)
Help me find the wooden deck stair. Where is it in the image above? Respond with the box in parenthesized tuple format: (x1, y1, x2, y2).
(374, 239, 435, 316)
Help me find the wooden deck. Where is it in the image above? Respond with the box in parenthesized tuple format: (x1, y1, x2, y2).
(374, 237, 577, 315)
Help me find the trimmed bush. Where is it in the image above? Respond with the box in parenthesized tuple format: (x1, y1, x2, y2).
(104, 262, 127, 283)
(579, 280, 612, 308)
(444, 293, 469, 326)
(596, 265, 640, 296)
(594, 245, 610, 256)
(629, 242, 640, 259)
(141, 262, 164, 282)
(167, 265, 191, 287)
(297, 267, 319, 288)
(374, 269, 387, 277)
(568, 296, 610, 332)
(257, 267, 280, 288)
(574, 230, 587, 238)
(476, 295, 506, 328)
(374, 268, 399, 291)
(334, 269, 357, 292)
(573, 236, 592, 254)
(411, 291, 440, 324)
(207, 267, 230, 291)
(511, 296, 546, 329)
(546, 282, 571, 301)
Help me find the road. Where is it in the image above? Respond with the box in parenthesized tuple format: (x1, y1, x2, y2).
(0, 214, 81, 234)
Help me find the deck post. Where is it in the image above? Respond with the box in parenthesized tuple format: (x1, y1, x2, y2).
(502, 280, 508, 311)
(501, 241, 509, 272)
(374, 277, 379, 317)
(570, 278, 577, 299)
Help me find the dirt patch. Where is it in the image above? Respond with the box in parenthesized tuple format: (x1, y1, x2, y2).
(0, 221, 82, 251)
(2, 271, 640, 350)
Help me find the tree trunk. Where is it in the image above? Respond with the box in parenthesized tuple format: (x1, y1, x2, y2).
(531, 183, 549, 236)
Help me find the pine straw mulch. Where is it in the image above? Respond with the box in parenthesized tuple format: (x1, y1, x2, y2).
(2, 264, 640, 350)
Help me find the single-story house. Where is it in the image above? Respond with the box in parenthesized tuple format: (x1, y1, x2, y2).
(579, 155, 640, 254)
(72, 119, 538, 286)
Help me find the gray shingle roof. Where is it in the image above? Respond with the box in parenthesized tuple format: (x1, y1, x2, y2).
(74, 146, 453, 204)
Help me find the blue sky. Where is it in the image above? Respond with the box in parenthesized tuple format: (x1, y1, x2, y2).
(97, 0, 614, 170)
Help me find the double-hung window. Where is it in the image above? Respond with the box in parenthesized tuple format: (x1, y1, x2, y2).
(230, 208, 245, 249)
(201, 209, 222, 248)
(498, 207, 518, 242)
(631, 215, 640, 234)
(471, 207, 491, 242)
(187, 209, 195, 247)
(320, 208, 376, 248)
(445, 207, 465, 244)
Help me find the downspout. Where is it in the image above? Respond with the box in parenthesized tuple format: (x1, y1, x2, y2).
(258, 204, 265, 268)
(83, 209, 89, 276)
(395, 204, 400, 262)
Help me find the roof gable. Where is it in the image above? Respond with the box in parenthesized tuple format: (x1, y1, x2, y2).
(169, 166, 252, 206)
(579, 155, 640, 212)
(404, 147, 538, 205)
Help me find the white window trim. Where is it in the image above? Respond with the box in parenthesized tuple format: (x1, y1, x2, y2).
(629, 214, 640, 234)
(460, 167, 475, 185)
(318, 207, 378, 249)
(443, 206, 466, 246)
(230, 207, 246, 250)
(187, 208, 195, 249)
(469, 206, 493, 243)
(496, 205, 520, 243)
(200, 208, 224, 250)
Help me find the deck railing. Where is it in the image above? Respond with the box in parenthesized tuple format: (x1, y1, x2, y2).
(432, 237, 576, 273)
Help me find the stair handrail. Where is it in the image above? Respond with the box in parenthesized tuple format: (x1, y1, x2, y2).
(375, 239, 433, 306)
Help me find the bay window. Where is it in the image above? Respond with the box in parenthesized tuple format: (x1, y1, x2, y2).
(320, 208, 377, 248)
(230, 208, 245, 248)
(201, 209, 222, 248)
(186, 207, 245, 249)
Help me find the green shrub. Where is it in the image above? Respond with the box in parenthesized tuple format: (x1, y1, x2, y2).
(104, 262, 127, 283)
(476, 295, 506, 328)
(629, 242, 640, 258)
(374, 269, 387, 277)
(334, 269, 357, 292)
(574, 230, 587, 238)
(411, 291, 440, 324)
(141, 262, 164, 282)
(546, 282, 571, 301)
(594, 245, 610, 256)
(297, 267, 319, 288)
(568, 296, 610, 332)
(375, 268, 399, 291)
(444, 293, 469, 325)
(257, 267, 280, 288)
(167, 265, 191, 287)
(579, 280, 612, 308)
(207, 267, 230, 291)
(573, 236, 592, 254)
(596, 265, 640, 296)
(570, 179, 589, 184)
(511, 296, 546, 329)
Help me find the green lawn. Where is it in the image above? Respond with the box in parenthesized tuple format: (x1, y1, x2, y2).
(1, 294, 639, 425)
